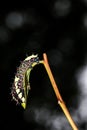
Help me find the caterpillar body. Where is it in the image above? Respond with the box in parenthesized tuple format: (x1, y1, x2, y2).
(11, 54, 39, 109)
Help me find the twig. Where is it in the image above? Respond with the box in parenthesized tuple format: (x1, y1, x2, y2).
(42, 53, 78, 130)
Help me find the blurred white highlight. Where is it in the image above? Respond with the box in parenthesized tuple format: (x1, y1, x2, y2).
(76, 65, 87, 95)
(24, 106, 72, 130)
(76, 64, 87, 122)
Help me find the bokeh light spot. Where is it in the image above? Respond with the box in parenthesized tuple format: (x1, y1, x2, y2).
(52, 0, 71, 17)
(5, 12, 24, 29)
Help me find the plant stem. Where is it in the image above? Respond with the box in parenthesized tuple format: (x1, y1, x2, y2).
(42, 53, 78, 130)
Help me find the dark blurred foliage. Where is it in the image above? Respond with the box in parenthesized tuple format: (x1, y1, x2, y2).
(0, 0, 87, 130)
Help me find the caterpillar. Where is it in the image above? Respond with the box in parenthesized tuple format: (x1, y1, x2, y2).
(11, 54, 40, 109)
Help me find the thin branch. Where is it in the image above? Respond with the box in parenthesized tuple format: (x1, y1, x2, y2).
(42, 53, 78, 130)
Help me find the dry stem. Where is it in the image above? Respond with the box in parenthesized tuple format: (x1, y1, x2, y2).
(42, 53, 78, 130)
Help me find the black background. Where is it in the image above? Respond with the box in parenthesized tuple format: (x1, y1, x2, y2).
(0, 0, 87, 130)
